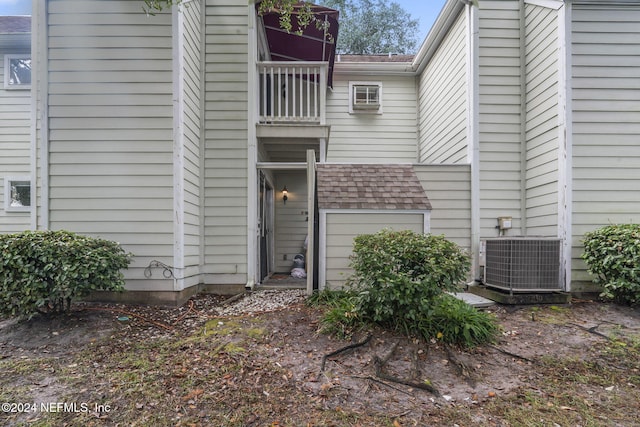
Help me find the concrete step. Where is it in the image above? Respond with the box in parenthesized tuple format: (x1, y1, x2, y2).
(450, 291, 496, 308)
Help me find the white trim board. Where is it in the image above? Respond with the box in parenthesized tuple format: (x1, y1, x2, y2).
(525, 0, 564, 9)
(172, 6, 186, 291)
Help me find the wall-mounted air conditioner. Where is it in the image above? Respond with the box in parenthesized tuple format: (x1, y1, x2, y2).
(479, 238, 563, 293)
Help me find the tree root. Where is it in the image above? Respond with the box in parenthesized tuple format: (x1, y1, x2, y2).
(568, 323, 611, 340)
(410, 345, 422, 380)
(444, 346, 477, 388)
(488, 344, 535, 363)
(350, 374, 414, 396)
(373, 341, 440, 397)
(320, 333, 372, 372)
(320, 336, 443, 397)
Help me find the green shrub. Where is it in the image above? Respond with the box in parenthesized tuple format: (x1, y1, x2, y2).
(311, 231, 498, 348)
(0, 230, 132, 318)
(420, 294, 499, 348)
(308, 289, 363, 339)
(312, 290, 499, 348)
(346, 229, 470, 335)
(582, 224, 640, 305)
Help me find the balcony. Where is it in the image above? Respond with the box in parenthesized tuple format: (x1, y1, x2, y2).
(258, 61, 328, 125)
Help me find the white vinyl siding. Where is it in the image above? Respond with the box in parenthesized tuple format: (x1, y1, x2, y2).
(0, 49, 31, 232)
(46, 0, 174, 291)
(478, 1, 523, 238)
(571, 4, 640, 288)
(323, 212, 424, 289)
(203, 0, 249, 284)
(418, 11, 468, 164)
(180, 1, 203, 286)
(413, 164, 471, 252)
(326, 74, 417, 163)
(524, 3, 559, 236)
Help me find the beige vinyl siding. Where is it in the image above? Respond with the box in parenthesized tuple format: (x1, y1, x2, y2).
(418, 11, 468, 164)
(524, 3, 559, 236)
(413, 164, 471, 252)
(571, 4, 640, 288)
(323, 212, 424, 289)
(181, 1, 203, 285)
(478, 1, 523, 237)
(0, 48, 31, 233)
(203, 0, 249, 283)
(274, 171, 307, 273)
(326, 74, 418, 163)
(47, 0, 174, 291)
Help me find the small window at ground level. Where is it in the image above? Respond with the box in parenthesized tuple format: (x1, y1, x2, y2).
(4, 54, 31, 89)
(349, 81, 383, 114)
(4, 177, 31, 212)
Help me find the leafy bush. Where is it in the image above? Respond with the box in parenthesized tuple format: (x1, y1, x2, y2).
(582, 224, 640, 305)
(311, 290, 499, 348)
(310, 231, 498, 347)
(419, 294, 499, 348)
(346, 229, 470, 335)
(0, 230, 132, 318)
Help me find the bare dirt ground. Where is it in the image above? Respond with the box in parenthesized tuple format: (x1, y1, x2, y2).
(1, 291, 639, 427)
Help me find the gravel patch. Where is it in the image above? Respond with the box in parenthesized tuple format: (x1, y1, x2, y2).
(214, 289, 307, 316)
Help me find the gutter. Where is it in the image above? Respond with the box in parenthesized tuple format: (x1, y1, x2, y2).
(333, 61, 413, 76)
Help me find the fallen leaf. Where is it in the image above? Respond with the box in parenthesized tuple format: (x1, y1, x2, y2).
(182, 389, 204, 401)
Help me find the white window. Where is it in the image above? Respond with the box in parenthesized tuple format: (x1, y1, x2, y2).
(4, 54, 31, 89)
(4, 177, 31, 212)
(349, 81, 382, 114)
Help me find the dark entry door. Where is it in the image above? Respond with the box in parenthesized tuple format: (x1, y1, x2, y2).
(258, 172, 274, 282)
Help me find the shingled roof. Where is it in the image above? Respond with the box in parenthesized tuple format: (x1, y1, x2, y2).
(317, 164, 431, 210)
(0, 16, 31, 34)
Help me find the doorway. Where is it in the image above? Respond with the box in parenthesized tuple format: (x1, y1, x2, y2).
(255, 149, 317, 292)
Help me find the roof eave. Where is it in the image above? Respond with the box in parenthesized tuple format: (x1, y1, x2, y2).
(333, 61, 414, 76)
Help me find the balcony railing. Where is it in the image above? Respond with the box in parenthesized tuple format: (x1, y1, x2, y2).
(258, 61, 327, 125)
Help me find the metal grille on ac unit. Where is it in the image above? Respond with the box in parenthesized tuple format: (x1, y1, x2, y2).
(480, 238, 562, 293)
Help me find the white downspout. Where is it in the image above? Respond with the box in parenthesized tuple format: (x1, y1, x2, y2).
(558, 2, 573, 292)
(172, 5, 185, 291)
(38, 0, 50, 231)
(467, 4, 481, 280)
(30, 1, 38, 230)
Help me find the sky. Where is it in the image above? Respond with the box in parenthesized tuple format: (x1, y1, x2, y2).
(394, 0, 448, 42)
(0, 0, 448, 39)
(0, 0, 30, 15)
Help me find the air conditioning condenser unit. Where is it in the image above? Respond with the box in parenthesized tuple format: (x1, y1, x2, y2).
(480, 238, 563, 293)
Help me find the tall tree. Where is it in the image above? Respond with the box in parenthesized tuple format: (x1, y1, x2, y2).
(144, 0, 317, 34)
(143, 0, 419, 54)
(319, 0, 419, 54)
